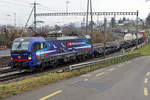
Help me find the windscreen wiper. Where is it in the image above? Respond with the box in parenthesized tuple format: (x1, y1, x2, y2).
(17, 42, 22, 50)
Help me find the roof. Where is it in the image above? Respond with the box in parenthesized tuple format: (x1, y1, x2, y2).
(14, 37, 45, 42)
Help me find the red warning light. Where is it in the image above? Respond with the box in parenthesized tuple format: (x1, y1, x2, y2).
(18, 56, 21, 59)
(67, 42, 72, 46)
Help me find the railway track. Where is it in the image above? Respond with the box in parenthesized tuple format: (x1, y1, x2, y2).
(0, 71, 31, 82)
(0, 63, 15, 74)
(0, 68, 15, 74)
(0, 51, 121, 83)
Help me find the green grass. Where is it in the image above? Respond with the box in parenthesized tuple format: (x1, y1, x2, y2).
(128, 43, 150, 56)
(1, 43, 150, 99)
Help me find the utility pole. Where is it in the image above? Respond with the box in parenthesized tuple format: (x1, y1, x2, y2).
(104, 18, 107, 58)
(34, 2, 37, 31)
(86, 0, 89, 34)
(14, 13, 16, 27)
(90, 0, 93, 33)
(81, 16, 85, 31)
(66, 0, 70, 13)
(114, 13, 116, 28)
(7, 14, 11, 25)
(136, 10, 139, 49)
(97, 15, 99, 25)
(86, 0, 93, 36)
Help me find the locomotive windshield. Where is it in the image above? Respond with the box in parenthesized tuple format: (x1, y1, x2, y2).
(12, 38, 31, 52)
(12, 41, 29, 51)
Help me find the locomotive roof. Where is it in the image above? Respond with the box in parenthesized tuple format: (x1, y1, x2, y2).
(57, 36, 79, 40)
(14, 37, 45, 42)
(14, 35, 91, 42)
(14, 37, 32, 42)
(45, 36, 86, 41)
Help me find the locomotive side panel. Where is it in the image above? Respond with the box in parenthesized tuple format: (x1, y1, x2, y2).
(10, 35, 93, 71)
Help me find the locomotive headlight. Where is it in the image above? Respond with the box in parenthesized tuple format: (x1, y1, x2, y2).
(28, 55, 32, 60)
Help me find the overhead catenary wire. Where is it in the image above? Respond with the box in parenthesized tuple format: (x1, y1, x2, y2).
(10, 0, 31, 4)
(0, 0, 32, 8)
(5, 0, 30, 5)
(25, 7, 34, 28)
(21, 7, 34, 37)
(1, 0, 30, 5)
(38, 4, 64, 13)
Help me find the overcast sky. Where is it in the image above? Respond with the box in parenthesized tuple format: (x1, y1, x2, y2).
(0, 0, 150, 27)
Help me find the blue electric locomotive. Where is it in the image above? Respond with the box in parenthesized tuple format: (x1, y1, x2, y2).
(10, 35, 93, 70)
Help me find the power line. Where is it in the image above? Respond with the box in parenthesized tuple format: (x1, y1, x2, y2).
(25, 7, 34, 30)
(37, 6, 52, 12)
(21, 7, 34, 37)
(0, 7, 31, 15)
(36, 12, 138, 16)
(38, 4, 57, 12)
(6, 0, 30, 5)
(0, 0, 32, 7)
(12, 0, 30, 4)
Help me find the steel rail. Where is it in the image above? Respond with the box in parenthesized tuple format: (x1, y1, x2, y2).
(68, 52, 141, 71)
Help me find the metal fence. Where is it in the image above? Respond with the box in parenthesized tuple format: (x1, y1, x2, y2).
(66, 52, 141, 72)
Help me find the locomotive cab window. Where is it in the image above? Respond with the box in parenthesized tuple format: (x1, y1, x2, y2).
(33, 42, 47, 51)
(41, 43, 47, 49)
(12, 41, 30, 51)
(33, 43, 41, 51)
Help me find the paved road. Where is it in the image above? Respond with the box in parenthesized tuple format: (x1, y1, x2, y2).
(5, 56, 150, 100)
(0, 49, 10, 57)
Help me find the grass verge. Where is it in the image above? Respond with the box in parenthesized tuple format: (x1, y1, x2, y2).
(128, 43, 150, 56)
(1, 43, 150, 99)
